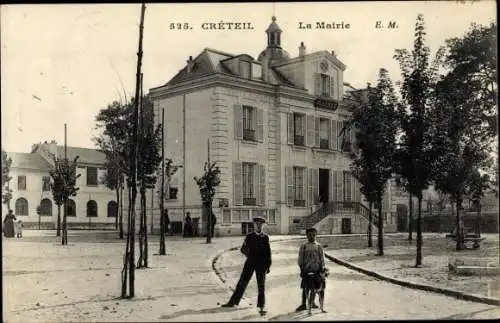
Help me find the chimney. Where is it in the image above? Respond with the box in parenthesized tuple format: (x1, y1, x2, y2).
(331, 50, 336, 56)
(186, 56, 194, 73)
(299, 42, 306, 57)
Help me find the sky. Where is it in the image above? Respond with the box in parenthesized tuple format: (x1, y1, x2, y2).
(1, 1, 496, 153)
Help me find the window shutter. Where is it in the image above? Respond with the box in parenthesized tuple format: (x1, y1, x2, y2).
(314, 117, 320, 148)
(313, 168, 319, 204)
(354, 176, 361, 203)
(331, 119, 338, 150)
(314, 73, 321, 95)
(332, 170, 337, 202)
(233, 162, 243, 206)
(287, 113, 294, 145)
(234, 104, 243, 140)
(286, 166, 293, 206)
(306, 115, 315, 147)
(257, 108, 264, 143)
(259, 164, 265, 206)
(329, 74, 335, 98)
(337, 121, 344, 151)
(308, 168, 313, 206)
(336, 170, 343, 201)
(302, 168, 308, 204)
(329, 170, 334, 202)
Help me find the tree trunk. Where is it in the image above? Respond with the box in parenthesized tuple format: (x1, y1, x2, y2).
(143, 192, 148, 268)
(119, 185, 124, 239)
(476, 203, 481, 238)
(206, 203, 212, 244)
(62, 201, 68, 245)
(415, 197, 423, 267)
(368, 201, 373, 247)
(115, 187, 119, 230)
(121, 185, 131, 298)
(408, 193, 413, 242)
(377, 200, 384, 256)
(56, 205, 61, 237)
(456, 199, 463, 251)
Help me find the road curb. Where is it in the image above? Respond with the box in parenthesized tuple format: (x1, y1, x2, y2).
(323, 252, 500, 307)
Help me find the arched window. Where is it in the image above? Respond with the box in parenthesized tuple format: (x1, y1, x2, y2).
(107, 201, 118, 217)
(87, 200, 98, 217)
(15, 198, 29, 216)
(66, 199, 76, 217)
(40, 198, 52, 216)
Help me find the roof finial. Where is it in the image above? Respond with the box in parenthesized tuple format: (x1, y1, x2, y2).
(272, 16, 276, 22)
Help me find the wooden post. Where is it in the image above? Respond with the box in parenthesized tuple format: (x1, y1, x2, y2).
(160, 108, 166, 255)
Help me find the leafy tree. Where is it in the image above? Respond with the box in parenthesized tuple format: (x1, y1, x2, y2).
(2, 150, 13, 210)
(159, 157, 180, 255)
(49, 155, 81, 245)
(393, 14, 444, 266)
(348, 69, 399, 256)
(50, 170, 64, 236)
(430, 22, 497, 250)
(94, 100, 132, 239)
(194, 162, 221, 243)
(466, 167, 491, 238)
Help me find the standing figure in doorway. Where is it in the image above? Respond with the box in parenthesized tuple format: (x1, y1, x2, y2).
(221, 216, 272, 315)
(183, 212, 193, 237)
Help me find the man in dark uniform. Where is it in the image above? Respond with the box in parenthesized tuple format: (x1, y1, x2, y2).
(221, 216, 272, 315)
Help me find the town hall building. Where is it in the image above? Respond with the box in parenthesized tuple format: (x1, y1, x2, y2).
(149, 17, 397, 236)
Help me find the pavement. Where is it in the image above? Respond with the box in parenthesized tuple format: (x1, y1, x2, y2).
(2, 231, 500, 322)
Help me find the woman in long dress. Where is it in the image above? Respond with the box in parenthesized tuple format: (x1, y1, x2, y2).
(3, 210, 17, 238)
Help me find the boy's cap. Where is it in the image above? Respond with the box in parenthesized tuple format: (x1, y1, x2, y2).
(306, 227, 317, 233)
(253, 216, 266, 223)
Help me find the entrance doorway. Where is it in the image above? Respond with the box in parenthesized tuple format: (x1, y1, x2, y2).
(396, 204, 408, 232)
(341, 218, 352, 234)
(318, 169, 330, 204)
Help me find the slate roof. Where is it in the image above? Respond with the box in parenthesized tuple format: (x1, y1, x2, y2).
(165, 48, 297, 88)
(56, 146, 107, 165)
(9, 152, 53, 171)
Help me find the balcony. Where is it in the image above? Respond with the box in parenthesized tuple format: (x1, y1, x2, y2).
(243, 129, 256, 141)
(320, 139, 329, 149)
(243, 197, 257, 206)
(294, 135, 305, 146)
(294, 199, 306, 207)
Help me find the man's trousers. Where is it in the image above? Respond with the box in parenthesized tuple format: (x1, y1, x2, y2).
(228, 260, 266, 308)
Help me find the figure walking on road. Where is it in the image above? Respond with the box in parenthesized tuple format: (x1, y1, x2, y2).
(221, 216, 272, 315)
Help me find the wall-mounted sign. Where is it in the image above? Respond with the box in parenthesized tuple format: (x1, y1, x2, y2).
(314, 97, 338, 111)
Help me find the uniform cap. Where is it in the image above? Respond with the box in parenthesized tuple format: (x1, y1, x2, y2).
(253, 216, 266, 223)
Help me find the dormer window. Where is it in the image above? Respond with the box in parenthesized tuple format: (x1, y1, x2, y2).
(315, 72, 334, 98)
(239, 61, 251, 79)
(321, 74, 330, 96)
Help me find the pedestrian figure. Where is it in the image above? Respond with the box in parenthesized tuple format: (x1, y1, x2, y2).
(221, 216, 272, 315)
(163, 209, 170, 235)
(15, 220, 23, 238)
(3, 209, 16, 238)
(296, 227, 326, 313)
(183, 212, 193, 237)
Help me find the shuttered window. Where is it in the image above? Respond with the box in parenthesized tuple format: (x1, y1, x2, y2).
(294, 113, 305, 146)
(293, 167, 306, 206)
(285, 166, 294, 206)
(87, 167, 98, 186)
(242, 162, 256, 205)
(331, 120, 338, 150)
(237, 105, 264, 143)
(242, 105, 255, 141)
(344, 171, 352, 201)
(306, 115, 316, 147)
(18, 175, 26, 190)
(42, 176, 51, 191)
(233, 162, 243, 206)
(258, 164, 266, 206)
(319, 118, 330, 149)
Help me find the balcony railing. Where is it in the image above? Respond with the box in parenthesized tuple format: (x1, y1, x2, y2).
(243, 129, 255, 141)
(294, 199, 306, 207)
(243, 197, 257, 206)
(294, 135, 305, 146)
(320, 139, 329, 149)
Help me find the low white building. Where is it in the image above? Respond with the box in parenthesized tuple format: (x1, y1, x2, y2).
(5, 141, 117, 229)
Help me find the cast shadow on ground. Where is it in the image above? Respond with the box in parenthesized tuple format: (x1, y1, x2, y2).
(268, 310, 313, 321)
(439, 307, 499, 320)
(158, 305, 245, 320)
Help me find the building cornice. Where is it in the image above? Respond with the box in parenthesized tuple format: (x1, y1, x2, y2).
(149, 73, 316, 104)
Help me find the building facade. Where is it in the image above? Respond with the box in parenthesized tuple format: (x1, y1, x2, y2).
(149, 17, 397, 236)
(5, 141, 117, 229)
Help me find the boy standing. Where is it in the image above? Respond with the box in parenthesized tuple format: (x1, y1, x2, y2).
(15, 219, 23, 238)
(296, 227, 325, 311)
